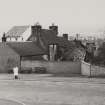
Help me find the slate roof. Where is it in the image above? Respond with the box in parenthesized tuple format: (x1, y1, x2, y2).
(40, 30, 85, 49)
(6, 26, 29, 37)
(31, 29, 74, 48)
(7, 42, 45, 56)
(6, 25, 72, 48)
(6, 25, 84, 51)
(40, 29, 57, 44)
(56, 37, 75, 48)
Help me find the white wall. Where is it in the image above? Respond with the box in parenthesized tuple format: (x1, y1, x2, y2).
(22, 26, 31, 41)
(7, 37, 16, 42)
(81, 61, 91, 76)
(6, 26, 31, 42)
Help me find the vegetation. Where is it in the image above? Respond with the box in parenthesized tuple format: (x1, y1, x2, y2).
(91, 42, 105, 66)
(57, 40, 86, 61)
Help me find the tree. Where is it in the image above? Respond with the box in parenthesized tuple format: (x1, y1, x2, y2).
(92, 42, 105, 65)
(62, 47, 85, 61)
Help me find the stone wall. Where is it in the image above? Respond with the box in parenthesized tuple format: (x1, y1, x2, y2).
(91, 65, 105, 77)
(81, 61, 105, 77)
(81, 61, 91, 76)
(21, 61, 81, 74)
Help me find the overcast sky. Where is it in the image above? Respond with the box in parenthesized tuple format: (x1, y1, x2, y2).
(0, 0, 105, 35)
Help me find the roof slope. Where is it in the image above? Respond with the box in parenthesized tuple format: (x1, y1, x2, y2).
(40, 29, 74, 48)
(6, 26, 29, 37)
(7, 42, 45, 56)
(40, 29, 57, 44)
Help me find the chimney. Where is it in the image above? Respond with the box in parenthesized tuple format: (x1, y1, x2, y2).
(63, 33, 68, 40)
(31, 22, 42, 37)
(2, 32, 6, 42)
(49, 23, 58, 35)
(76, 33, 80, 40)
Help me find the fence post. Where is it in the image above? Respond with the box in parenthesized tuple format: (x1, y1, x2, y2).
(90, 64, 92, 77)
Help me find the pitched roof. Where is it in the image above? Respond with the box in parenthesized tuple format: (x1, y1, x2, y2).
(56, 37, 75, 47)
(28, 28, 76, 49)
(7, 42, 45, 56)
(39, 29, 74, 48)
(40, 29, 57, 44)
(6, 26, 29, 37)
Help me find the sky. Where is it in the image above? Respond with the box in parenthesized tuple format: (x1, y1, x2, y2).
(0, 0, 105, 36)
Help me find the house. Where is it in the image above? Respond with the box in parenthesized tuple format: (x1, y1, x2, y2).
(28, 24, 78, 61)
(0, 41, 46, 72)
(5, 23, 69, 61)
(5, 23, 58, 42)
(5, 23, 86, 61)
(6, 25, 31, 42)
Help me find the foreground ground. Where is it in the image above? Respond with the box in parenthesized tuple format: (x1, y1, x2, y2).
(0, 74, 105, 105)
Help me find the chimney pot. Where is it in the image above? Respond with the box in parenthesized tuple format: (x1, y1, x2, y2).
(49, 23, 58, 35)
(63, 33, 68, 40)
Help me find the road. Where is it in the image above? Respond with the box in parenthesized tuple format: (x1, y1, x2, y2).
(0, 74, 104, 105)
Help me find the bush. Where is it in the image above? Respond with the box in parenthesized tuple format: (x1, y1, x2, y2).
(7, 69, 13, 74)
(20, 67, 47, 74)
(34, 67, 47, 73)
(20, 67, 32, 74)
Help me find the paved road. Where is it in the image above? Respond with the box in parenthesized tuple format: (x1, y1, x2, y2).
(0, 74, 105, 105)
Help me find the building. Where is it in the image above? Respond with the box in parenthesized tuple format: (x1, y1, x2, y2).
(6, 25, 31, 42)
(28, 24, 75, 61)
(5, 23, 86, 61)
(5, 23, 58, 42)
(0, 41, 46, 72)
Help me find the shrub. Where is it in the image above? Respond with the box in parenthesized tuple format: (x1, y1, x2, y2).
(20, 67, 32, 74)
(7, 69, 13, 74)
(34, 67, 47, 73)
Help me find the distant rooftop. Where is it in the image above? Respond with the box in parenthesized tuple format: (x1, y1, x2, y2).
(6, 26, 30, 37)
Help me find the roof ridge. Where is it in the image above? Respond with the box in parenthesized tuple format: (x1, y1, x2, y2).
(6, 25, 30, 37)
(13, 25, 30, 27)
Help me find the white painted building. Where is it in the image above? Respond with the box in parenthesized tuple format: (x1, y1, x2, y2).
(6, 25, 31, 42)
